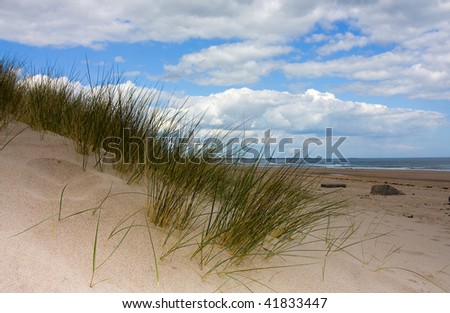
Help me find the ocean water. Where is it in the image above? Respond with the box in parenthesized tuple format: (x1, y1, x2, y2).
(253, 157, 450, 171)
(306, 157, 450, 171)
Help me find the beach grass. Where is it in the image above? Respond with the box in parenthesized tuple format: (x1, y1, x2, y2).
(0, 59, 24, 129)
(1, 56, 349, 280)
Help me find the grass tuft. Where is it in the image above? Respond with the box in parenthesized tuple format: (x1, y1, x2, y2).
(1, 56, 357, 288)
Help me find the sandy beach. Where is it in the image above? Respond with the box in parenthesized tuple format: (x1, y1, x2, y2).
(1, 123, 449, 292)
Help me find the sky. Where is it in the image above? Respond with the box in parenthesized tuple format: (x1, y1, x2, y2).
(1, 0, 449, 158)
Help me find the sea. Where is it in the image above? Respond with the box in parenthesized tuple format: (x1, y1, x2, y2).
(309, 157, 450, 171)
(254, 157, 450, 171)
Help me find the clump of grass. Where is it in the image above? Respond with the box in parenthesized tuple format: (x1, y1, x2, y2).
(1, 56, 354, 287)
(0, 58, 25, 129)
(142, 124, 234, 259)
(0, 56, 184, 173)
(191, 161, 346, 270)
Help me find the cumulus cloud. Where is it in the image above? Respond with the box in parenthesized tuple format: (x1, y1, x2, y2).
(1, 0, 450, 99)
(0, 0, 333, 47)
(283, 0, 450, 99)
(316, 32, 369, 55)
(164, 42, 292, 85)
(346, 0, 450, 45)
(282, 45, 450, 100)
(1, 1, 447, 49)
(304, 33, 329, 44)
(16, 73, 448, 156)
(0, 0, 136, 49)
(283, 51, 413, 79)
(19, 73, 174, 106)
(19, 75, 444, 138)
(186, 88, 446, 137)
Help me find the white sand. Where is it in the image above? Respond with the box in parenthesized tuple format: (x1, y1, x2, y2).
(1, 122, 449, 292)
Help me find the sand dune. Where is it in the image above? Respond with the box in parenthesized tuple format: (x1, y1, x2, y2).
(1, 123, 449, 292)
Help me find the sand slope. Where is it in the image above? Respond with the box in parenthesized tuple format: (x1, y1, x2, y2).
(1, 123, 449, 292)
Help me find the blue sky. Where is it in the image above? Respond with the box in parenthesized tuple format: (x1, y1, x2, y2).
(1, 0, 449, 158)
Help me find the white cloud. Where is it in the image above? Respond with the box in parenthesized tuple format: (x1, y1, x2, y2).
(347, 0, 450, 45)
(19, 74, 173, 106)
(164, 42, 292, 85)
(282, 45, 450, 100)
(16, 74, 449, 156)
(114, 56, 125, 63)
(0, 0, 333, 47)
(304, 33, 329, 44)
(1, 0, 450, 100)
(186, 88, 446, 137)
(0, 1, 135, 49)
(316, 32, 369, 55)
(1, 1, 447, 49)
(283, 51, 413, 79)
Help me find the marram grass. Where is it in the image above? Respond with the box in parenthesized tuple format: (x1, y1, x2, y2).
(1, 56, 354, 285)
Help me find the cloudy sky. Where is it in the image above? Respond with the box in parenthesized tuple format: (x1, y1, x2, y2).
(1, 0, 449, 158)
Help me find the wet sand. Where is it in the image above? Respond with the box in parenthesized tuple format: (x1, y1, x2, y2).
(311, 167, 450, 188)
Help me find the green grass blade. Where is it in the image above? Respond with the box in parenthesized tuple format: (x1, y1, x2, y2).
(90, 209, 102, 288)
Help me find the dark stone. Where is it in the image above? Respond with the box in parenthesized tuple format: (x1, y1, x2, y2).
(370, 184, 405, 195)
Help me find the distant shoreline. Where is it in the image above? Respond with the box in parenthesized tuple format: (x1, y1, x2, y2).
(306, 165, 450, 172)
(219, 157, 450, 172)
